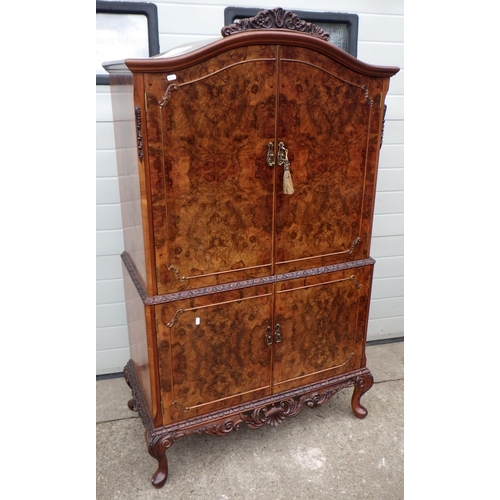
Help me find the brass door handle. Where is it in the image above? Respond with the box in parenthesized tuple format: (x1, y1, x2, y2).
(267, 142, 294, 194)
(266, 324, 282, 345)
(277, 142, 287, 166)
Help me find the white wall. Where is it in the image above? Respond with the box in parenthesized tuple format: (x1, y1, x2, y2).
(96, 0, 404, 375)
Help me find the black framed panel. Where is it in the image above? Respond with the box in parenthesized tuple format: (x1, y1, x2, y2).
(224, 7, 359, 57)
(96, 1, 160, 85)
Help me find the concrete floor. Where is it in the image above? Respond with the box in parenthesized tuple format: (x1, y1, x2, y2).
(96, 341, 403, 500)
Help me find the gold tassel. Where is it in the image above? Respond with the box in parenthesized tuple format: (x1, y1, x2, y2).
(283, 163, 294, 194)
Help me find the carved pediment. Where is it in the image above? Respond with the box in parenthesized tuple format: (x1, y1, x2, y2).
(221, 7, 330, 41)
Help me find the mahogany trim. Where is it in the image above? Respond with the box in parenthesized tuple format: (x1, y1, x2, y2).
(123, 30, 399, 78)
(121, 251, 375, 305)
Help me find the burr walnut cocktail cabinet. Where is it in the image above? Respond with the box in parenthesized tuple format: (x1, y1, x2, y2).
(104, 8, 399, 489)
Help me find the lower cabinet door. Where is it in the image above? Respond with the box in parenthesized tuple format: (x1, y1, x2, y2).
(272, 265, 373, 393)
(156, 287, 273, 424)
(156, 265, 372, 424)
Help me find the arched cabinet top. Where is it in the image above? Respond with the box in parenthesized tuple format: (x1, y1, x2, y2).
(104, 8, 399, 79)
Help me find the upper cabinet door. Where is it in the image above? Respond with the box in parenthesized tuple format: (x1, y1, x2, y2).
(274, 46, 386, 273)
(146, 46, 278, 294)
(141, 41, 391, 294)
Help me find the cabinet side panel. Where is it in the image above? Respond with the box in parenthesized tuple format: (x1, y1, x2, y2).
(109, 72, 147, 284)
(362, 78, 392, 256)
(110, 73, 157, 417)
(122, 264, 152, 415)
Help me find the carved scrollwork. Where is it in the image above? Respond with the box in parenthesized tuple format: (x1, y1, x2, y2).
(305, 376, 353, 409)
(221, 8, 330, 41)
(354, 372, 373, 392)
(380, 104, 387, 149)
(241, 396, 306, 428)
(124, 361, 145, 416)
(202, 420, 242, 436)
(134, 106, 144, 160)
(306, 390, 337, 409)
(149, 433, 176, 457)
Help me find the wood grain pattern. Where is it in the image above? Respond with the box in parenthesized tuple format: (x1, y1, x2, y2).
(273, 265, 372, 392)
(142, 42, 392, 292)
(274, 46, 385, 271)
(156, 288, 273, 423)
(145, 47, 278, 294)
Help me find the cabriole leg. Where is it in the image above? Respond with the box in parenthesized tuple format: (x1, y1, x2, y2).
(351, 371, 374, 419)
(148, 434, 174, 489)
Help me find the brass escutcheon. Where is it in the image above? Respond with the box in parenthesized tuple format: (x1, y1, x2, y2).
(274, 324, 282, 343)
(267, 142, 275, 167)
(265, 326, 272, 346)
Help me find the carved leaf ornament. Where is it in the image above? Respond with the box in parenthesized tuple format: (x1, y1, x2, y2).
(221, 7, 330, 41)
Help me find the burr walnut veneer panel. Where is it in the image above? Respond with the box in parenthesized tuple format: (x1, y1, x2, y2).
(146, 47, 278, 294)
